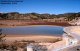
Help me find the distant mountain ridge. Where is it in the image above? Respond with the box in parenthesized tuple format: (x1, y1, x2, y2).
(0, 12, 80, 21)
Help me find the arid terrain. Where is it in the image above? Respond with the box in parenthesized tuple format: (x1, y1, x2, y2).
(0, 20, 71, 27)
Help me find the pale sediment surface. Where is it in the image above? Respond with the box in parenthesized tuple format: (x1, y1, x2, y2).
(4, 35, 61, 43)
(70, 26, 80, 34)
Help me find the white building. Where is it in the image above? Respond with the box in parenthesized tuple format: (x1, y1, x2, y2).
(27, 45, 33, 51)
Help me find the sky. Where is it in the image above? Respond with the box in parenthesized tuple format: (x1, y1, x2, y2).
(0, 0, 80, 14)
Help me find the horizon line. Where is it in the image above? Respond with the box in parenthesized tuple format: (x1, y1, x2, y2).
(0, 12, 80, 15)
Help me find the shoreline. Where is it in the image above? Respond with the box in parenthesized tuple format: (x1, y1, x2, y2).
(4, 34, 62, 43)
(0, 25, 64, 28)
(0, 20, 71, 27)
(0, 24, 70, 28)
(6, 34, 61, 37)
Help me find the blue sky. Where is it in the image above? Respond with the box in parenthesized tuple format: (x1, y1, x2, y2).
(0, 0, 80, 14)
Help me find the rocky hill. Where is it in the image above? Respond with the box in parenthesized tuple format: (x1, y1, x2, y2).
(0, 12, 80, 26)
(0, 12, 80, 21)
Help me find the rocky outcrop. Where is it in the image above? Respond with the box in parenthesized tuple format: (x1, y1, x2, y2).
(68, 17, 80, 25)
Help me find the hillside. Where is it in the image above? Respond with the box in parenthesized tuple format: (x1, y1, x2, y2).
(0, 12, 80, 26)
(0, 12, 80, 21)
